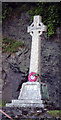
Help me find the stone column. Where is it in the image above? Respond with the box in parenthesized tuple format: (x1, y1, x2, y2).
(28, 15, 47, 81)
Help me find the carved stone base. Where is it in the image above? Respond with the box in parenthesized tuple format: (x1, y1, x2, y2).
(6, 82, 44, 108)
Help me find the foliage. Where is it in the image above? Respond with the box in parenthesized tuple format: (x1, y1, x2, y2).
(2, 38, 24, 53)
(2, 2, 61, 38)
(2, 3, 13, 19)
(27, 2, 61, 38)
(47, 110, 61, 117)
(2, 3, 28, 19)
(0, 100, 6, 107)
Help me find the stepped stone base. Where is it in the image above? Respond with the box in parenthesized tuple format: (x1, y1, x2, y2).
(6, 82, 44, 108)
(6, 100, 44, 108)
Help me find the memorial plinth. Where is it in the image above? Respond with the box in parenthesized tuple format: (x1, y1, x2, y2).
(6, 82, 44, 108)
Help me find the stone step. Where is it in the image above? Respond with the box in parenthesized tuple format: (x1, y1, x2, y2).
(6, 99, 55, 109)
(12, 99, 43, 104)
(6, 99, 44, 108)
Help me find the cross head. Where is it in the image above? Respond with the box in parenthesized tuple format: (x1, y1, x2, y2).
(28, 15, 47, 36)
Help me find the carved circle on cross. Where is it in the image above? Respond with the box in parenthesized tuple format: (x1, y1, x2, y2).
(38, 31, 43, 36)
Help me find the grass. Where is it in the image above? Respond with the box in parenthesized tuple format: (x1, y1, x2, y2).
(47, 110, 61, 118)
(0, 100, 6, 107)
(2, 38, 24, 53)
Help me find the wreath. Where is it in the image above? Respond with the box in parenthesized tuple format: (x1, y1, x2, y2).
(28, 72, 38, 82)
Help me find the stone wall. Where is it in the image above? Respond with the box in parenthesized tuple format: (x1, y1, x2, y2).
(2, 11, 61, 109)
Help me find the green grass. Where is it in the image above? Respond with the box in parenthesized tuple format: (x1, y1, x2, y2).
(2, 38, 24, 53)
(0, 100, 6, 107)
(47, 110, 61, 118)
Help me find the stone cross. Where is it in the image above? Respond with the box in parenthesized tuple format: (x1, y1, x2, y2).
(28, 15, 47, 81)
(6, 15, 47, 108)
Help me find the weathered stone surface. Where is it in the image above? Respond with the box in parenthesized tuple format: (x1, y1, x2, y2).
(18, 82, 42, 100)
(6, 82, 44, 108)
